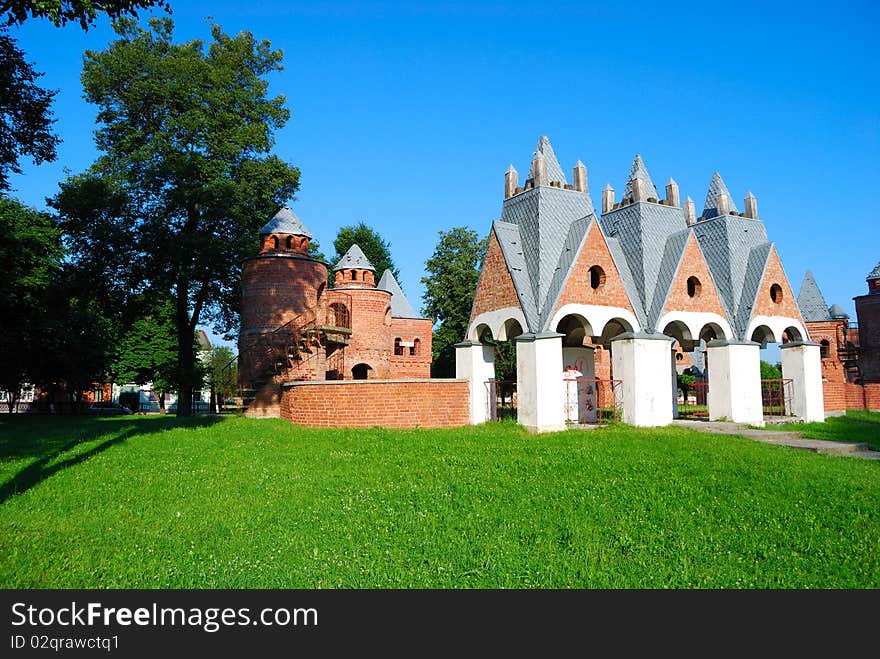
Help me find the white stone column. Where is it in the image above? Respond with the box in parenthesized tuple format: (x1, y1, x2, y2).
(780, 341, 825, 422)
(706, 339, 764, 426)
(515, 332, 566, 433)
(455, 341, 496, 425)
(610, 332, 674, 427)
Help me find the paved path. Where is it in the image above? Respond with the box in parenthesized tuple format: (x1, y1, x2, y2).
(672, 419, 880, 460)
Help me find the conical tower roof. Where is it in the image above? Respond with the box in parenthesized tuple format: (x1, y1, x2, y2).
(867, 262, 880, 281)
(260, 206, 312, 237)
(334, 244, 375, 271)
(622, 154, 659, 202)
(377, 270, 418, 318)
(702, 172, 738, 218)
(797, 270, 831, 322)
(527, 135, 566, 185)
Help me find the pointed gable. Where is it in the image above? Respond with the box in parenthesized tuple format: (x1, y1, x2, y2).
(659, 233, 727, 319)
(470, 226, 523, 324)
(260, 206, 312, 237)
(622, 155, 659, 202)
(797, 270, 832, 322)
(750, 245, 804, 323)
(552, 219, 635, 317)
(377, 270, 419, 318)
(702, 172, 738, 219)
(335, 244, 375, 271)
(527, 135, 566, 185)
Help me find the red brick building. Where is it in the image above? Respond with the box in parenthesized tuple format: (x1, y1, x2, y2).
(238, 207, 433, 416)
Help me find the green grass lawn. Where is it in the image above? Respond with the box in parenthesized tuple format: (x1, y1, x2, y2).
(0, 414, 878, 589)
(769, 410, 880, 451)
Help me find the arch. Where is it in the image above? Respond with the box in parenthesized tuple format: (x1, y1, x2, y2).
(467, 307, 527, 342)
(781, 325, 803, 344)
(588, 265, 606, 290)
(750, 324, 777, 347)
(351, 269, 358, 281)
(819, 339, 830, 359)
(411, 338, 421, 356)
(662, 320, 693, 345)
(285, 235, 294, 249)
(475, 324, 495, 344)
(686, 276, 702, 298)
(548, 304, 640, 344)
(599, 317, 633, 346)
(770, 283, 784, 304)
(351, 363, 372, 380)
(271, 235, 279, 250)
(698, 322, 727, 343)
(556, 313, 594, 347)
(300, 237, 308, 250)
(383, 307, 392, 326)
(498, 318, 524, 342)
(394, 337, 404, 356)
(747, 316, 808, 348)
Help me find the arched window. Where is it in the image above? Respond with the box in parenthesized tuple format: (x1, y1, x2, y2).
(687, 276, 702, 298)
(394, 338, 404, 356)
(589, 265, 606, 290)
(271, 235, 279, 250)
(770, 283, 783, 304)
(286, 236, 293, 249)
(351, 270, 358, 281)
(352, 363, 371, 380)
(411, 338, 420, 356)
(820, 339, 830, 359)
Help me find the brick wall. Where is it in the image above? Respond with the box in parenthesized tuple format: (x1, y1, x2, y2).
(661, 234, 727, 318)
(334, 287, 393, 379)
(751, 246, 804, 327)
(389, 317, 433, 378)
(553, 220, 635, 318)
(280, 379, 470, 428)
(470, 228, 522, 323)
(855, 292, 880, 381)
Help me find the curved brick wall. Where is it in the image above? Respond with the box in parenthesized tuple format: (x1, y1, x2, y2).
(281, 379, 469, 428)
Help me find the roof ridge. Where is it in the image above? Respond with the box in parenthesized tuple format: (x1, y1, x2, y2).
(260, 205, 313, 237)
(334, 244, 375, 271)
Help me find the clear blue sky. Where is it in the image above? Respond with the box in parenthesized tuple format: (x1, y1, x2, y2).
(6, 1, 879, 352)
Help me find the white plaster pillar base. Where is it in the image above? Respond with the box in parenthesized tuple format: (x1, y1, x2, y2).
(706, 340, 764, 426)
(781, 341, 825, 422)
(515, 332, 566, 433)
(610, 332, 674, 427)
(455, 341, 496, 424)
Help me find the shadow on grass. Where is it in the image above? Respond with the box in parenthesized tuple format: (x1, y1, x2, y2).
(0, 415, 224, 504)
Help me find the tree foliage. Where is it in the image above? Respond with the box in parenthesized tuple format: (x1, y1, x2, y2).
(206, 345, 236, 412)
(2, 0, 170, 29)
(0, 30, 59, 191)
(52, 17, 299, 415)
(114, 296, 178, 400)
(0, 197, 63, 410)
(332, 222, 399, 283)
(420, 226, 487, 377)
(760, 360, 782, 380)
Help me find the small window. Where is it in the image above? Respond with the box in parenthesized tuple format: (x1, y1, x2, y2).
(286, 236, 293, 249)
(820, 340, 830, 359)
(411, 338, 420, 356)
(770, 283, 783, 304)
(351, 270, 358, 281)
(271, 235, 279, 250)
(589, 265, 606, 290)
(687, 276, 702, 298)
(675, 353, 683, 362)
(394, 338, 404, 356)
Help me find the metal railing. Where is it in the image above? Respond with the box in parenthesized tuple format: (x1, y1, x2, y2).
(761, 378, 793, 416)
(678, 381, 709, 418)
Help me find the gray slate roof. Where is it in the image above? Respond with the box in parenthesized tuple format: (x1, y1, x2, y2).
(260, 206, 312, 237)
(527, 135, 567, 185)
(868, 262, 880, 281)
(377, 270, 419, 318)
(622, 155, 659, 202)
(702, 172, 739, 219)
(797, 270, 832, 322)
(334, 244, 375, 271)
(829, 304, 849, 319)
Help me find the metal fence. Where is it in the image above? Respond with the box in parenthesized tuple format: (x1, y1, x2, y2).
(761, 378, 793, 417)
(485, 378, 623, 425)
(678, 381, 709, 418)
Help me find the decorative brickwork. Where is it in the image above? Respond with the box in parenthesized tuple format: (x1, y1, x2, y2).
(661, 234, 726, 318)
(553, 220, 635, 316)
(470, 228, 522, 323)
(751, 246, 803, 324)
(389, 317, 433, 378)
(280, 379, 470, 428)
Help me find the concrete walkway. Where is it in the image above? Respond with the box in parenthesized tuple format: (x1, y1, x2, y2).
(672, 419, 880, 460)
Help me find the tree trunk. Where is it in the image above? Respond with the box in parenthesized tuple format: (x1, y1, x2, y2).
(175, 282, 195, 417)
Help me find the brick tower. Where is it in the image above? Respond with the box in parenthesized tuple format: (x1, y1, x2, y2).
(855, 263, 880, 404)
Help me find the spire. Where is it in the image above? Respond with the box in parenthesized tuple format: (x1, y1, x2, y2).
(260, 206, 312, 237)
(744, 191, 758, 219)
(334, 244, 375, 272)
(868, 262, 880, 281)
(601, 183, 615, 214)
(702, 172, 738, 219)
(572, 160, 588, 193)
(684, 196, 696, 225)
(504, 164, 519, 198)
(527, 136, 566, 186)
(377, 270, 418, 318)
(622, 154, 659, 202)
(797, 270, 832, 322)
(665, 177, 680, 208)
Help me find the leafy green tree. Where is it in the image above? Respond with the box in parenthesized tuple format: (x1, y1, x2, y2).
(113, 297, 177, 410)
(2, 1, 170, 29)
(0, 30, 59, 191)
(206, 345, 236, 412)
(0, 197, 62, 411)
(760, 360, 782, 380)
(52, 18, 300, 415)
(332, 222, 399, 283)
(421, 226, 487, 377)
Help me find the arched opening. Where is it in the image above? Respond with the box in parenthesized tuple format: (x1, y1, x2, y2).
(555, 314, 594, 347)
(411, 338, 420, 356)
(556, 314, 599, 424)
(699, 322, 726, 344)
(781, 326, 803, 344)
(394, 337, 404, 356)
(770, 283, 783, 304)
(383, 307, 392, 326)
(351, 270, 359, 281)
(686, 276, 702, 298)
(286, 236, 293, 249)
(820, 339, 830, 359)
(329, 302, 349, 329)
(589, 265, 606, 290)
(352, 363, 372, 380)
(271, 235, 279, 250)
(750, 325, 776, 348)
(300, 237, 308, 250)
(499, 318, 524, 342)
(599, 317, 633, 346)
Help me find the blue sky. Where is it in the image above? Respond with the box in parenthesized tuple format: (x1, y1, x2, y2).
(6, 1, 879, 352)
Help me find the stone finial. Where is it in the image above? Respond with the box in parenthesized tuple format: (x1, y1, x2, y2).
(715, 192, 730, 216)
(532, 153, 548, 187)
(665, 177, 680, 208)
(505, 164, 518, 199)
(573, 160, 588, 194)
(602, 184, 615, 214)
(684, 196, 696, 225)
(744, 191, 758, 219)
(631, 177, 646, 202)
